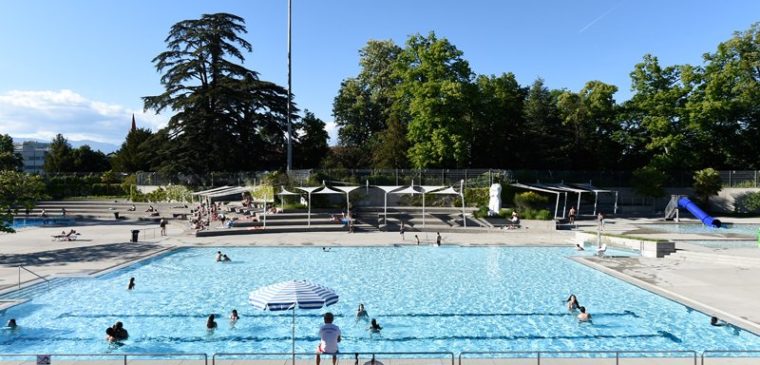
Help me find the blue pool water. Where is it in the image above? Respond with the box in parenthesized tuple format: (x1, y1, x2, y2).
(1, 246, 759, 355)
(644, 223, 760, 236)
(11, 217, 76, 229)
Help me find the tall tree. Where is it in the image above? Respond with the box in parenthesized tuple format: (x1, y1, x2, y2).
(294, 111, 330, 168)
(470, 73, 526, 168)
(333, 40, 402, 166)
(557, 81, 622, 169)
(43, 134, 74, 173)
(143, 13, 292, 174)
(71, 145, 111, 172)
(0, 134, 22, 171)
(521, 79, 566, 168)
(372, 113, 409, 168)
(690, 22, 760, 169)
(111, 127, 154, 173)
(395, 32, 474, 168)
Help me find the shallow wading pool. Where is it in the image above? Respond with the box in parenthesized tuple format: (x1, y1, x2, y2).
(1, 246, 758, 355)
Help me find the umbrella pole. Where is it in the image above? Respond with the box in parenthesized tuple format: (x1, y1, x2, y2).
(292, 307, 296, 365)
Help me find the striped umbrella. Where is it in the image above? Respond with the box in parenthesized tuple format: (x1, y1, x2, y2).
(249, 280, 339, 358)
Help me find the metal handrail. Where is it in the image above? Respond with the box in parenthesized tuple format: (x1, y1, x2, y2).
(17, 265, 50, 291)
(701, 350, 760, 365)
(459, 350, 697, 365)
(213, 351, 455, 365)
(0, 352, 208, 365)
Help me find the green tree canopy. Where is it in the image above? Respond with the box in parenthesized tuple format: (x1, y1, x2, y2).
(0, 134, 22, 172)
(294, 111, 330, 168)
(111, 127, 154, 173)
(0, 171, 47, 233)
(43, 134, 74, 173)
(143, 13, 294, 174)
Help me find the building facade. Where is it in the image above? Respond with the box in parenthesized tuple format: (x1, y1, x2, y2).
(13, 141, 50, 174)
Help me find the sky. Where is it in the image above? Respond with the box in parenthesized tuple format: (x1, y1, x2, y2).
(1, 0, 759, 152)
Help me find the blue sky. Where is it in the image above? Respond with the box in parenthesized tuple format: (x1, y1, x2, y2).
(1, 0, 758, 151)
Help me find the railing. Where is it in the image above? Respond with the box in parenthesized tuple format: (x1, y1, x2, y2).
(17, 265, 49, 291)
(0, 352, 208, 365)
(459, 350, 698, 365)
(212, 351, 455, 365)
(701, 350, 760, 365)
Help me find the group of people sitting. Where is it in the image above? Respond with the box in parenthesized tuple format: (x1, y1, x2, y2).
(566, 294, 591, 322)
(105, 321, 129, 342)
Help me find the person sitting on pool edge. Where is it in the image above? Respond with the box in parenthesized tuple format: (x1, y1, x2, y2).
(577, 306, 591, 322)
(316, 312, 341, 365)
(369, 318, 382, 333)
(207, 314, 218, 330)
(566, 294, 580, 311)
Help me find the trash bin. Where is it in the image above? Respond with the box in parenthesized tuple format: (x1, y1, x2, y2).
(114, 212, 120, 220)
(131, 229, 140, 243)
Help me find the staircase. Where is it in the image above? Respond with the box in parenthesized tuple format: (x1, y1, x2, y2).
(0, 277, 81, 300)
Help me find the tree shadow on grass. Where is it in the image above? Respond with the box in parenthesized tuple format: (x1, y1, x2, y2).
(0, 242, 163, 267)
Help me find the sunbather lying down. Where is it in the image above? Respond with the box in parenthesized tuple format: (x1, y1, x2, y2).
(52, 229, 81, 241)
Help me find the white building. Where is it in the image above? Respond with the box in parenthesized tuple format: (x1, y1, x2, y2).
(13, 141, 50, 174)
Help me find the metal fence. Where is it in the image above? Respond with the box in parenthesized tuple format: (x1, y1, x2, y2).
(133, 170, 760, 189)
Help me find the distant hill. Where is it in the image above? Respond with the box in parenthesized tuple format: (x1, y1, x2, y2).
(13, 138, 119, 154)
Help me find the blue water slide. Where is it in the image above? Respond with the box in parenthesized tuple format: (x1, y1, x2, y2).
(677, 197, 721, 228)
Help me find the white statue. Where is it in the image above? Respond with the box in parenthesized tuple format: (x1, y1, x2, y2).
(488, 183, 502, 216)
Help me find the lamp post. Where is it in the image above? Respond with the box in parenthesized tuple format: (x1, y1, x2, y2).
(286, 0, 293, 171)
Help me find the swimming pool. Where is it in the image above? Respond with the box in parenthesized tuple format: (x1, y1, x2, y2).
(644, 223, 760, 236)
(11, 217, 76, 229)
(1, 246, 759, 355)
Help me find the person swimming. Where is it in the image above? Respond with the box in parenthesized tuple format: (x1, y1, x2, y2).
(216, 251, 223, 262)
(230, 309, 239, 322)
(566, 294, 580, 311)
(5, 319, 17, 329)
(356, 304, 368, 320)
(127, 277, 135, 290)
(222, 254, 231, 262)
(577, 306, 592, 322)
(711, 316, 727, 326)
(207, 314, 218, 329)
(112, 321, 129, 340)
(369, 318, 382, 333)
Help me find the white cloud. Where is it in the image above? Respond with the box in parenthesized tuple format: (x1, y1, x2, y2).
(0, 89, 168, 147)
(324, 121, 339, 146)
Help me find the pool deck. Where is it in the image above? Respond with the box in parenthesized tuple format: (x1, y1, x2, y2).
(2, 217, 760, 363)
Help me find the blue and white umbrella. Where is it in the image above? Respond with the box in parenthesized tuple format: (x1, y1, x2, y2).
(249, 280, 339, 357)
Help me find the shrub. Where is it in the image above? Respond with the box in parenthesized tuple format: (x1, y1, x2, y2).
(734, 191, 760, 213)
(631, 166, 667, 199)
(464, 188, 489, 207)
(693, 168, 722, 205)
(514, 191, 550, 211)
(165, 185, 192, 202)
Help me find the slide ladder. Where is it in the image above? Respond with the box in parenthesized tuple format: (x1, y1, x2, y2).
(677, 196, 721, 228)
(664, 196, 679, 221)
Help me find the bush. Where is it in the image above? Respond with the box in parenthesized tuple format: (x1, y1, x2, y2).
(464, 188, 489, 207)
(734, 191, 760, 213)
(514, 191, 550, 211)
(165, 185, 192, 202)
(693, 168, 722, 204)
